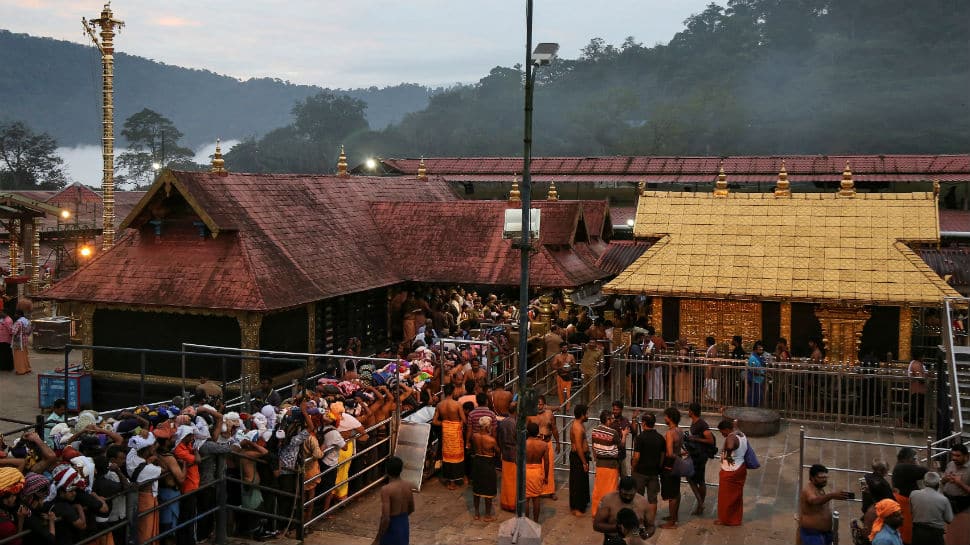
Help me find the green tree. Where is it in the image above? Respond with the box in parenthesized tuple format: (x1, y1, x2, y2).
(116, 108, 195, 188)
(0, 121, 67, 189)
(291, 91, 369, 147)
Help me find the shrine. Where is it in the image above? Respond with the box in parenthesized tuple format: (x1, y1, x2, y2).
(603, 162, 961, 362)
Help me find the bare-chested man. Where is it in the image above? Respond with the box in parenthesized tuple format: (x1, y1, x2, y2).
(374, 456, 415, 545)
(593, 476, 654, 544)
(525, 422, 550, 522)
(570, 403, 591, 516)
(489, 380, 513, 419)
(527, 395, 560, 500)
(470, 417, 500, 521)
(551, 342, 577, 410)
(433, 383, 466, 489)
(468, 359, 488, 392)
(238, 431, 268, 527)
(799, 464, 850, 544)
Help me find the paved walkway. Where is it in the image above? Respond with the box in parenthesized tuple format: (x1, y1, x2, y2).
(306, 418, 930, 545)
(0, 348, 65, 430)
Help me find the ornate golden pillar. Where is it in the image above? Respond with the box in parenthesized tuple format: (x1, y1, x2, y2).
(898, 306, 912, 361)
(237, 313, 263, 389)
(79, 303, 96, 369)
(9, 219, 19, 275)
(534, 293, 553, 335)
(816, 304, 870, 364)
(651, 297, 663, 331)
(306, 302, 317, 373)
(780, 302, 792, 343)
(30, 217, 41, 294)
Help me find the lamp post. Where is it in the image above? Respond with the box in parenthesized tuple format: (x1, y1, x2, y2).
(511, 0, 558, 536)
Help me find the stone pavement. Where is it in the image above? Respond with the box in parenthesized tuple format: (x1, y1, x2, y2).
(306, 418, 930, 545)
(0, 348, 65, 430)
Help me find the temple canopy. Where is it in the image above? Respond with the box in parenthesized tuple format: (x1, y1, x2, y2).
(603, 190, 959, 306)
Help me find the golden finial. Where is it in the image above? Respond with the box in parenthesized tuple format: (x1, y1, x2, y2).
(933, 179, 940, 196)
(547, 180, 559, 201)
(210, 138, 227, 174)
(714, 161, 729, 197)
(337, 145, 348, 177)
(774, 160, 790, 197)
(838, 160, 855, 197)
(637, 179, 645, 196)
(417, 157, 427, 180)
(509, 175, 521, 204)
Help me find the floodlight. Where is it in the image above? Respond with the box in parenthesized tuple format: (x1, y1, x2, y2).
(531, 43, 559, 66)
(626, 219, 635, 227)
(366, 158, 377, 170)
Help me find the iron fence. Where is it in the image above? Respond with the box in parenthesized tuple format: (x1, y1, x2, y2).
(611, 355, 936, 433)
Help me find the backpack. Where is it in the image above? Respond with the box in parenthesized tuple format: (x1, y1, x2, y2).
(743, 439, 760, 470)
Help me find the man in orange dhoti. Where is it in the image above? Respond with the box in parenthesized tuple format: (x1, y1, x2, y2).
(525, 423, 549, 523)
(497, 405, 518, 512)
(591, 410, 621, 517)
(433, 384, 466, 490)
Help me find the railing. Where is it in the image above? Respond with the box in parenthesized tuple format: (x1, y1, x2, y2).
(611, 355, 936, 432)
(942, 296, 969, 435)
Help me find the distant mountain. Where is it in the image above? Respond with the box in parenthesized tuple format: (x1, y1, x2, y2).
(0, 30, 435, 147)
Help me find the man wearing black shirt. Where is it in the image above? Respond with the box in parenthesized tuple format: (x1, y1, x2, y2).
(44, 466, 109, 545)
(686, 402, 716, 515)
(631, 413, 665, 529)
(892, 447, 928, 545)
(609, 401, 632, 477)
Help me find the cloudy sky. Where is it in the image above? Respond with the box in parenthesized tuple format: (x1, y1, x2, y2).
(1, 0, 711, 88)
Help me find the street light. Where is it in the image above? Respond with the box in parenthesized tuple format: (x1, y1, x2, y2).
(365, 158, 378, 171)
(510, 0, 557, 537)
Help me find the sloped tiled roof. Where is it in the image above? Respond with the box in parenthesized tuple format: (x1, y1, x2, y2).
(580, 200, 611, 240)
(44, 171, 458, 311)
(596, 241, 654, 276)
(379, 155, 970, 183)
(918, 247, 970, 293)
(368, 201, 608, 288)
(603, 191, 960, 305)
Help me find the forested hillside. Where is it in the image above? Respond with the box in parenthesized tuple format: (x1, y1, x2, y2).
(2, 0, 968, 172)
(0, 30, 434, 147)
(353, 0, 969, 161)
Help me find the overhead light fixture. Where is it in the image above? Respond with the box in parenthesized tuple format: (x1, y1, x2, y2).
(61, 210, 71, 219)
(365, 158, 377, 170)
(152, 162, 162, 171)
(79, 246, 93, 258)
(532, 42, 560, 66)
(626, 219, 635, 227)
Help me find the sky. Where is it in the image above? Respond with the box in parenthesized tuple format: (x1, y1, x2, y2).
(2, 0, 713, 183)
(0, 0, 712, 89)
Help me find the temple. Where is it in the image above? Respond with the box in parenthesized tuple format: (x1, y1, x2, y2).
(602, 162, 961, 362)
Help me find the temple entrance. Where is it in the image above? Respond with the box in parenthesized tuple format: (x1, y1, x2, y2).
(791, 303, 823, 357)
(859, 306, 901, 361)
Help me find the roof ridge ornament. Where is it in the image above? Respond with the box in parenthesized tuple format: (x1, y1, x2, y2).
(774, 160, 790, 197)
(210, 138, 228, 175)
(547, 180, 559, 201)
(838, 160, 855, 197)
(417, 157, 427, 180)
(337, 145, 348, 177)
(509, 174, 521, 204)
(714, 161, 729, 197)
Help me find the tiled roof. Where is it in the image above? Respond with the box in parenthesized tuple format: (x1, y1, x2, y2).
(580, 200, 611, 240)
(533, 201, 583, 246)
(940, 210, 970, 233)
(368, 201, 608, 288)
(47, 183, 102, 205)
(44, 171, 458, 311)
(596, 241, 654, 276)
(611, 206, 636, 227)
(380, 155, 970, 183)
(603, 191, 959, 305)
(3, 188, 147, 231)
(918, 247, 970, 292)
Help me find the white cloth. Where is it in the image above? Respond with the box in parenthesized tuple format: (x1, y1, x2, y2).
(125, 449, 162, 497)
(127, 432, 155, 451)
(721, 432, 748, 472)
(320, 428, 346, 468)
(175, 424, 196, 445)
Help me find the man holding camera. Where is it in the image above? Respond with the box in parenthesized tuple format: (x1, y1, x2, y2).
(799, 464, 852, 545)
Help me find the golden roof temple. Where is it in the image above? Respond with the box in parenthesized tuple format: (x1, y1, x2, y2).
(604, 163, 960, 363)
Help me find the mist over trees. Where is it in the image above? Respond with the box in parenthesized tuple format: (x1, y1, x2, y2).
(0, 121, 67, 190)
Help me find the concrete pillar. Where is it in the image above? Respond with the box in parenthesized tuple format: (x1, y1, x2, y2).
(898, 306, 912, 361)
